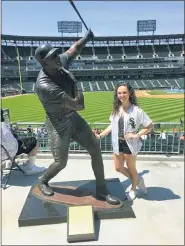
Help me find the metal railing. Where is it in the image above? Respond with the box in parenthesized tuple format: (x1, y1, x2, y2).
(10, 122, 184, 155)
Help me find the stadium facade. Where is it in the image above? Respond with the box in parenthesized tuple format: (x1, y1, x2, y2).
(1, 33, 185, 95)
(1, 33, 184, 155)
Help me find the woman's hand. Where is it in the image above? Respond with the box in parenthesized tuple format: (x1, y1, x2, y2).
(124, 132, 139, 140)
(94, 132, 101, 139)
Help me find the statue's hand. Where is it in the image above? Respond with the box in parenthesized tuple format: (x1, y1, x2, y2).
(84, 28, 94, 41)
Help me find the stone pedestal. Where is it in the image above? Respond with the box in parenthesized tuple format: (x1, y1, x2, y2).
(18, 178, 135, 227)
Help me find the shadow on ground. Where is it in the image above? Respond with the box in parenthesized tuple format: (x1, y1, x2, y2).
(1, 164, 42, 189)
(121, 169, 181, 201)
(137, 186, 181, 201)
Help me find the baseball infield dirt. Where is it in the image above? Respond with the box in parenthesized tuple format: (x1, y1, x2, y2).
(135, 90, 184, 99)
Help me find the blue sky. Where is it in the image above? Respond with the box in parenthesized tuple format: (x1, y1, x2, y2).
(2, 1, 184, 37)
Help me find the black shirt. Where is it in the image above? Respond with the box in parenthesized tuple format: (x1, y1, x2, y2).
(118, 116, 124, 137)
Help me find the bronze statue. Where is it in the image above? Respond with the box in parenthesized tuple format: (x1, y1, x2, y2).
(35, 29, 120, 205)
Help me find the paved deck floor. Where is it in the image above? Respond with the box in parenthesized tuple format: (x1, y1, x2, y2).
(1, 157, 184, 245)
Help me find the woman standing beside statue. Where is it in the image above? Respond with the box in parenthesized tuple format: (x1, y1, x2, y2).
(95, 83, 153, 201)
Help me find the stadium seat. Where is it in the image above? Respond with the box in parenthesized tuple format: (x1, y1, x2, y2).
(1, 144, 25, 189)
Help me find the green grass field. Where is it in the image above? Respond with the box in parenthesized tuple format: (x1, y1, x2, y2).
(2, 92, 184, 124)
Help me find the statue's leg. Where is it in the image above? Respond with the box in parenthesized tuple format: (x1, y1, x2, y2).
(71, 113, 121, 205)
(38, 118, 72, 196)
(71, 113, 107, 193)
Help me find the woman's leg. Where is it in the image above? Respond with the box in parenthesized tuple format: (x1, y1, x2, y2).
(113, 153, 132, 179)
(124, 154, 138, 190)
(27, 144, 38, 156)
(25, 138, 38, 166)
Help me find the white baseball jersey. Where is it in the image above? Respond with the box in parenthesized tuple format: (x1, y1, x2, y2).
(109, 105, 153, 155)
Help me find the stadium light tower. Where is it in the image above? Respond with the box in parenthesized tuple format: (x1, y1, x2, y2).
(137, 20, 156, 37)
(57, 21, 82, 37)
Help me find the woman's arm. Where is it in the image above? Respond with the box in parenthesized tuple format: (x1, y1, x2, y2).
(137, 123, 153, 138)
(95, 124, 112, 139)
(124, 123, 153, 140)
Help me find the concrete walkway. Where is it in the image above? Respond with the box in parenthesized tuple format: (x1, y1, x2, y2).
(1, 157, 184, 245)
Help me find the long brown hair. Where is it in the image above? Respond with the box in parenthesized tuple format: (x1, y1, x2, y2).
(112, 83, 138, 115)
